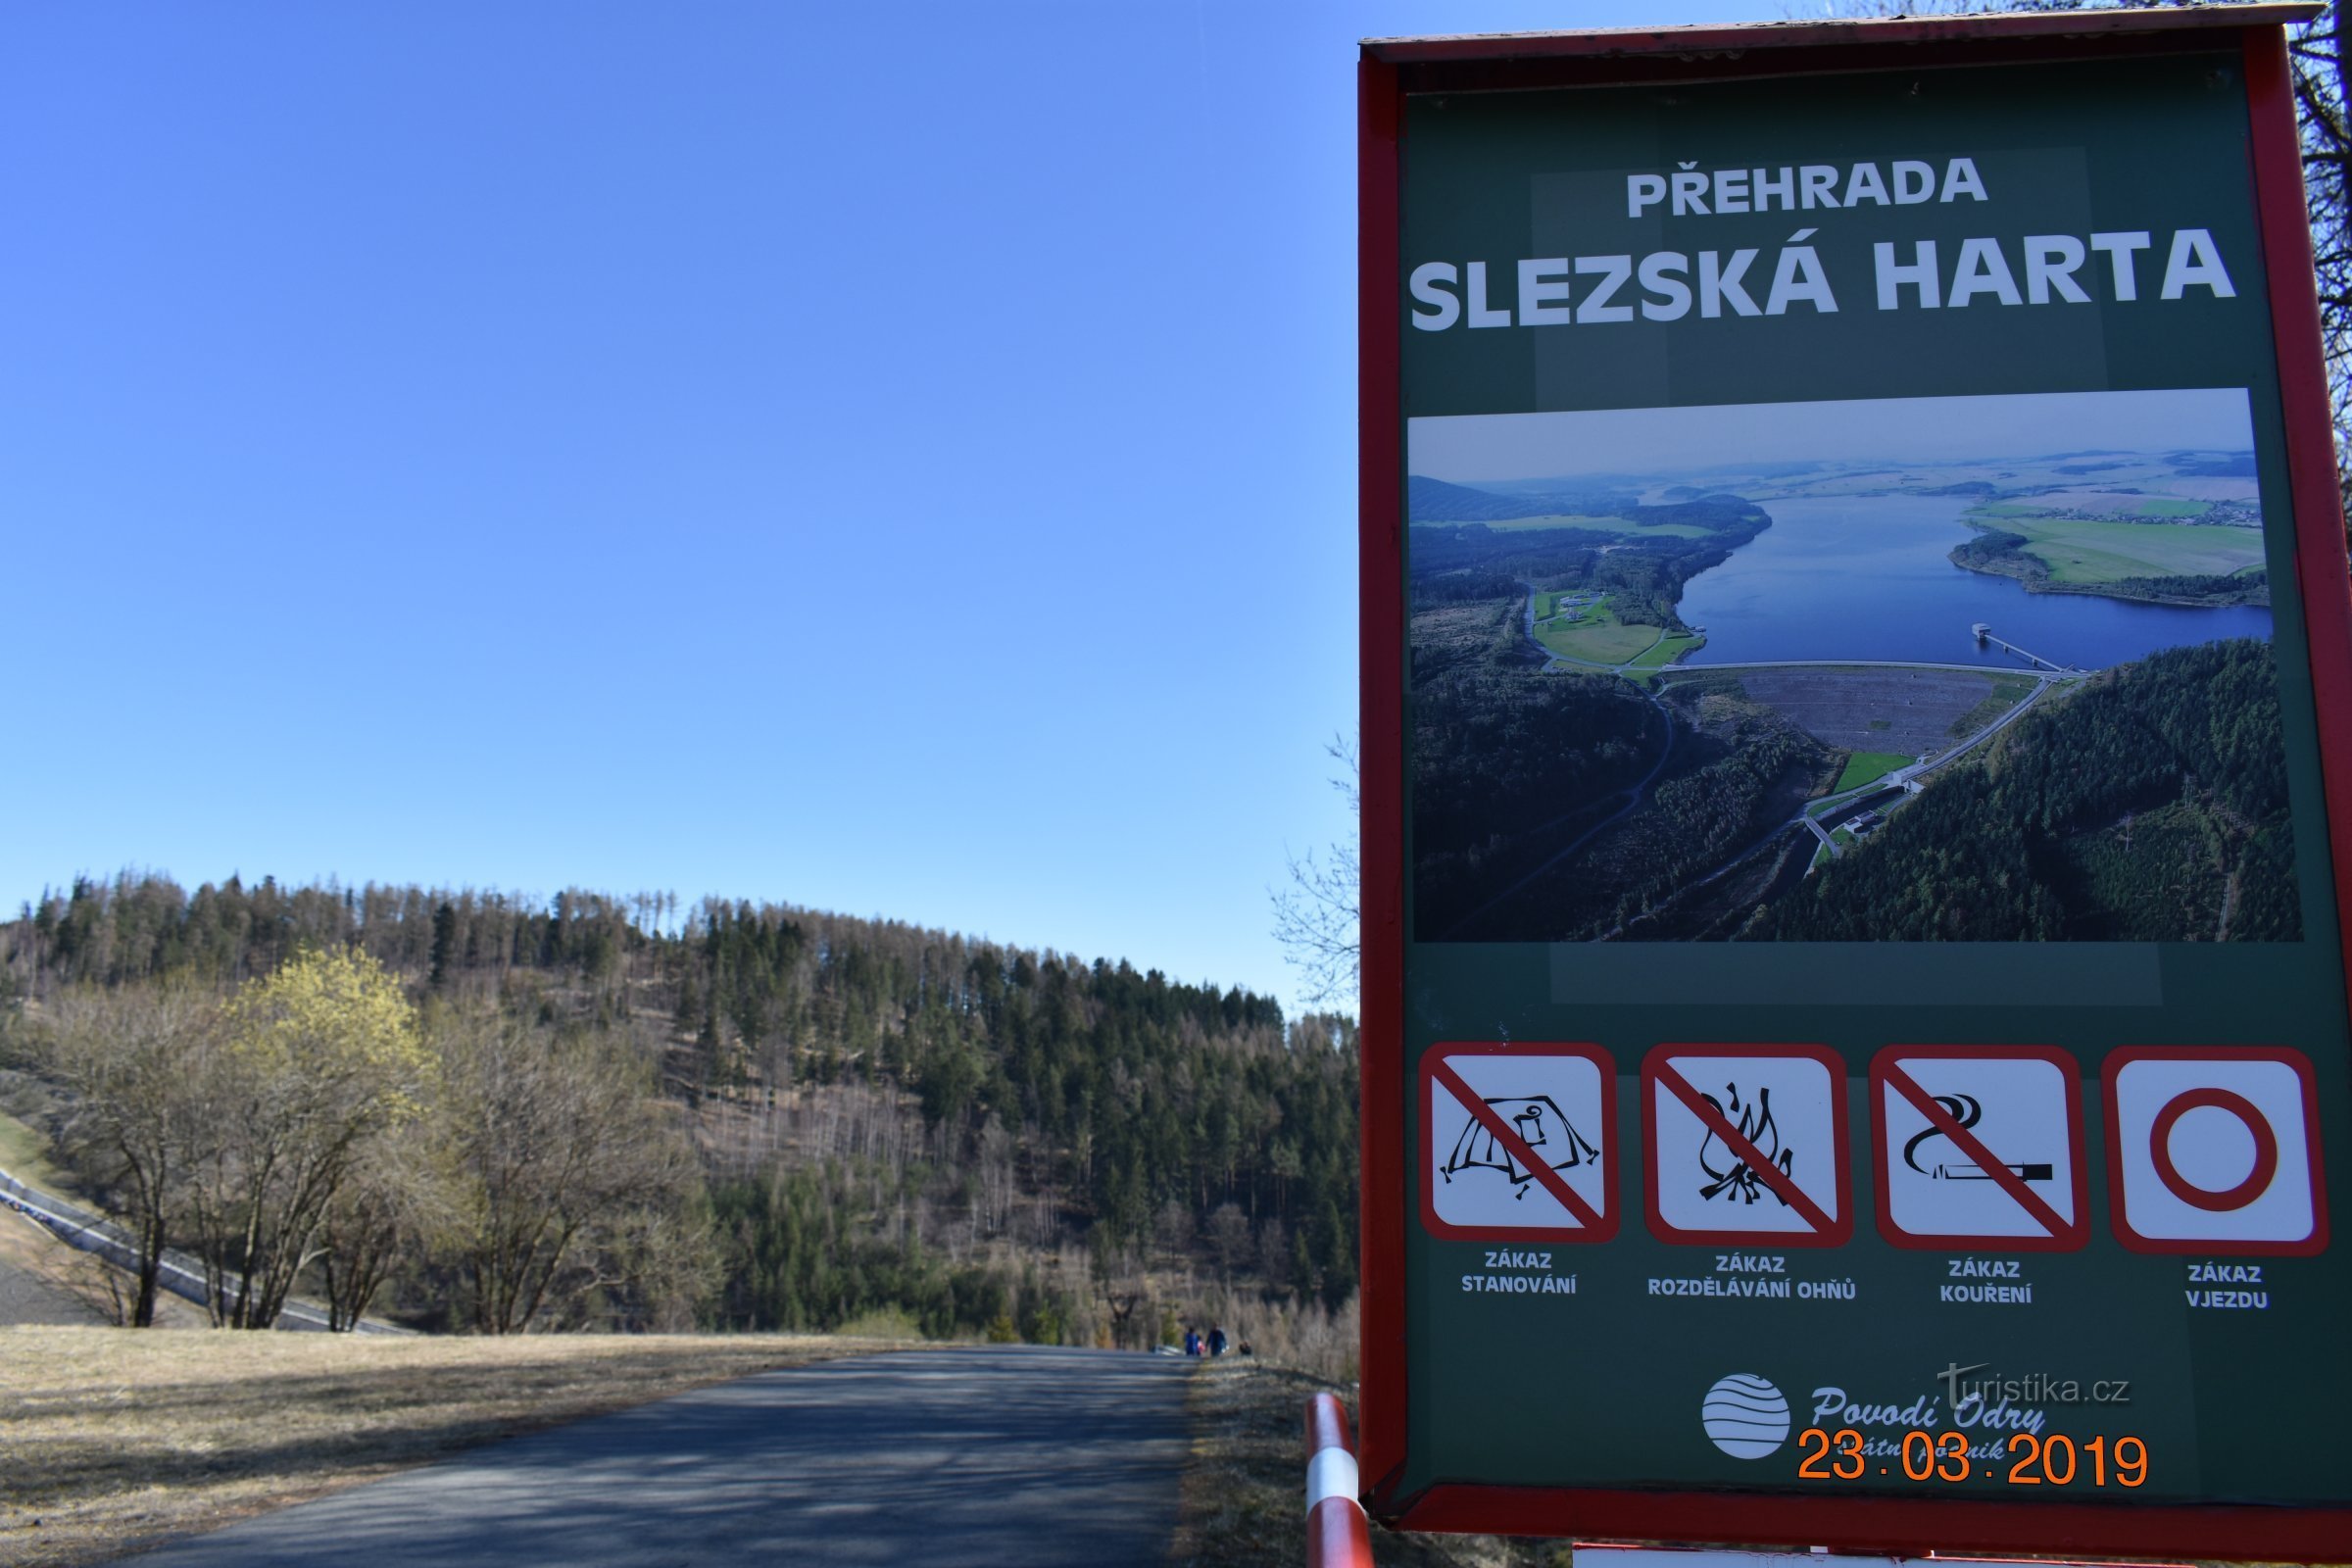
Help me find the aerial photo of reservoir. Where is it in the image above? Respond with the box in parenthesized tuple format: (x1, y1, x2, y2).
(1407, 387, 2300, 943)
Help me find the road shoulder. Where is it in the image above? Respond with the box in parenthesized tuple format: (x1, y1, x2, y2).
(1169, 1357, 1559, 1568)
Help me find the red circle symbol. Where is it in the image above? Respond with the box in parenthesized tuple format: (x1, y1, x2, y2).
(2149, 1089, 2278, 1211)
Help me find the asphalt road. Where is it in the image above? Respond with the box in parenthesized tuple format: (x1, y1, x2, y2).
(0, 1250, 105, 1325)
(114, 1346, 1196, 1567)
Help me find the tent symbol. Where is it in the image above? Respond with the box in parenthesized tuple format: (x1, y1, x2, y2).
(1441, 1095, 1601, 1199)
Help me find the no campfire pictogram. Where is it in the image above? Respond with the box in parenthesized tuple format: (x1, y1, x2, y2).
(1642, 1044, 1851, 1247)
(1421, 1043, 1617, 1243)
(2104, 1047, 2329, 1255)
(1871, 1046, 2088, 1250)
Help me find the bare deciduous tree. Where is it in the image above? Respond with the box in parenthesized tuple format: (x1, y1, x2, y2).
(1152, 1196, 1196, 1274)
(1269, 733, 1360, 1008)
(435, 1005, 705, 1333)
(2287, 4, 2352, 514)
(18, 985, 217, 1327)
(1204, 1200, 1250, 1284)
(974, 1112, 1015, 1240)
(317, 1128, 452, 1332)
(1254, 1214, 1291, 1289)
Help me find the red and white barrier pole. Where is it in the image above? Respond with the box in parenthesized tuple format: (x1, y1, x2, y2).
(1305, 1393, 1375, 1568)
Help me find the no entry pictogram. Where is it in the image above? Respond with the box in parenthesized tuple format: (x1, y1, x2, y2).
(2104, 1047, 2328, 1255)
(1421, 1042, 1617, 1243)
(1642, 1044, 1850, 1247)
(1871, 1046, 2088, 1251)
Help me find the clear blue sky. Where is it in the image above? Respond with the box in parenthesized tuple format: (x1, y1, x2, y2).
(1412, 388, 2258, 481)
(1, 1, 1776, 1017)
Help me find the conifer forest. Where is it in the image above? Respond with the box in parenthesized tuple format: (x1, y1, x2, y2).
(0, 878, 1361, 1370)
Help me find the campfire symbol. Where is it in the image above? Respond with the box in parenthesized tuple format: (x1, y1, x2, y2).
(1441, 1095, 1600, 1200)
(1696, 1082, 1797, 1204)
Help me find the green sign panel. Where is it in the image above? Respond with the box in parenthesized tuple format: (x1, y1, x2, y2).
(1360, 13, 2352, 1560)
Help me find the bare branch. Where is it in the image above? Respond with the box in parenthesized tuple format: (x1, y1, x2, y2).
(1269, 733, 1362, 1008)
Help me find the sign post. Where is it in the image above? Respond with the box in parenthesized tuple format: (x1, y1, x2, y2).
(1357, 9, 2352, 1559)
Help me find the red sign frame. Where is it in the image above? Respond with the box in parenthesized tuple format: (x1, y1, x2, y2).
(1419, 1041, 1619, 1245)
(1869, 1044, 2092, 1253)
(1640, 1043, 1852, 1249)
(2101, 1044, 2330, 1256)
(1355, 7, 2352, 1559)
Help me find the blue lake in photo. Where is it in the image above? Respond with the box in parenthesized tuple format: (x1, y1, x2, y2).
(1674, 494, 2275, 669)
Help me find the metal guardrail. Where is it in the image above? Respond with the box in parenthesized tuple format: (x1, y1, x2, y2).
(0, 1164, 409, 1333)
(1305, 1392, 1375, 1568)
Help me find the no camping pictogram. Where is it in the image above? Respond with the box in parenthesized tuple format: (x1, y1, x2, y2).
(1642, 1045, 1851, 1248)
(1420, 1043, 1617, 1243)
(2104, 1047, 2329, 1255)
(1870, 1046, 2088, 1250)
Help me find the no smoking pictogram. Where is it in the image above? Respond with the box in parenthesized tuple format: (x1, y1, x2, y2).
(2104, 1047, 2328, 1255)
(1871, 1046, 2088, 1250)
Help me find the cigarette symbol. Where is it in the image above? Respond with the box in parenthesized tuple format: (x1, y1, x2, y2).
(1932, 1161, 2055, 1182)
(1902, 1094, 2053, 1183)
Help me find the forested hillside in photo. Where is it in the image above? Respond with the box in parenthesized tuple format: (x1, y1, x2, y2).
(1406, 493, 1836, 941)
(0, 877, 1359, 1366)
(1766, 638, 2300, 942)
(1407, 496, 1767, 624)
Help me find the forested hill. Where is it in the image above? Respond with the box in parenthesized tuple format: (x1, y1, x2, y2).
(0, 877, 1359, 1355)
(1407, 474, 1633, 522)
(1766, 637, 2300, 942)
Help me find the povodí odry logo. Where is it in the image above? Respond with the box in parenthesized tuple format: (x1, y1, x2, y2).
(1701, 1372, 1790, 1458)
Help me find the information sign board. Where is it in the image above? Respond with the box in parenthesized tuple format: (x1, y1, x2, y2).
(1357, 8, 2352, 1559)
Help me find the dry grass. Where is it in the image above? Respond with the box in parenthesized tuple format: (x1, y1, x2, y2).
(1169, 1357, 1564, 1568)
(0, 1111, 68, 1192)
(0, 1326, 906, 1567)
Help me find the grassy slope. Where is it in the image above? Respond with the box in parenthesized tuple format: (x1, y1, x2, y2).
(1970, 513, 2264, 583)
(1630, 632, 1703, 668)
(1946, 676, 2039, 738)
(1832, 751, 1911, 793)
(0, 1112, 66, 1191)
(1533, 597, 1660, 665)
